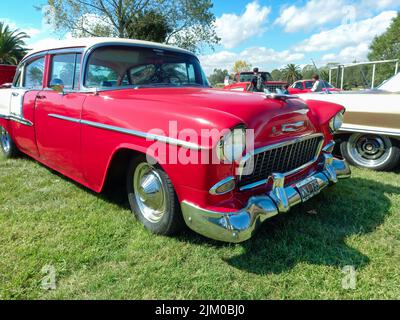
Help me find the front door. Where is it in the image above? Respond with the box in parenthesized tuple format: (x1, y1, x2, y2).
(35, 53, 86, 181)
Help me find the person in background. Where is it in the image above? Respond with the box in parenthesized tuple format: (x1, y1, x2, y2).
(311, 74, 324, 92)
(282, 84, 290, 94)
(251, 67, 265, 92)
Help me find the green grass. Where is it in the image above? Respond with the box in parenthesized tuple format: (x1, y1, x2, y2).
(0, 154, 399, 300)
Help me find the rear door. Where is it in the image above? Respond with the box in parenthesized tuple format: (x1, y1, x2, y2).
(34, 52, 86, 181)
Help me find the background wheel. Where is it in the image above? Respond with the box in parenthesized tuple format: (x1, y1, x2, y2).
(0, 126, 19, 158)
(340, 133, 400, 171)
(127, 156, 184, 236)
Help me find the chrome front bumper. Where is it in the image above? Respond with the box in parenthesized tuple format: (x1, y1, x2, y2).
(181, 154, 351, 243)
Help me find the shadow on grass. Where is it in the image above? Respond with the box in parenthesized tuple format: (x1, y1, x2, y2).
(16, 155, 398, 274)
(221, 177, 399, 274)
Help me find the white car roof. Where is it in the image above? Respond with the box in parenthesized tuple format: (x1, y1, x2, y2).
(26, 37, 194, 59)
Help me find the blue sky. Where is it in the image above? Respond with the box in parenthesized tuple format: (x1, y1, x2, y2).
(1, 0, 400, 74)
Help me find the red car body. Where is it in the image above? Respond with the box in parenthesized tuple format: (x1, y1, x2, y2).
(224, 71, 287, 93)
(0, 65, 16, 87)
(0, 38, 350, 242)
(288, 80, 341, 94)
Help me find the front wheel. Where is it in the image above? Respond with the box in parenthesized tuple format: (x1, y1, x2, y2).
(127, 156, 184, 236)
(340, 133, 400, 171)
(0, 126, 19, 158)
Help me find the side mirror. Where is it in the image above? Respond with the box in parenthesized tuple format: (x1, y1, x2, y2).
(50, 79, 65, 94)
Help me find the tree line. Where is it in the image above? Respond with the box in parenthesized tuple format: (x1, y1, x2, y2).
(0, 1, 399, 91)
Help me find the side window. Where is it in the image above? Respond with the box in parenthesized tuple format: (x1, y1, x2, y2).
(50, 53, 82, 90)
(187, 64, 196, 83)
(24, 57, 45, 88)
(294, 82, 304, 89)
(86, 65, 120, 88)
(305, 81, 314, 89)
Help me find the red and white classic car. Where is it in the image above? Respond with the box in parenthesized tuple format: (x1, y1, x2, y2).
(0, 38, 350, 243)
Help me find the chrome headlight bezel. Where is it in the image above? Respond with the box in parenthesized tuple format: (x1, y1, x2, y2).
(329, 111, 344, 133)
(217, 126, 247, 162)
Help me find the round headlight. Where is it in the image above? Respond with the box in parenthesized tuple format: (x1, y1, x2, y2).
(329, 112, 344, 133)
(217, 127, 246, 162)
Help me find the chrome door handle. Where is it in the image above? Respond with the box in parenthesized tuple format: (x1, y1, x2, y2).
(11, 92, 19, 97)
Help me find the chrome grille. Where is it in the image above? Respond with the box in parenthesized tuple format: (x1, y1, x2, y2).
(239, 134, 324, 190)
(265, 84, 282, 93)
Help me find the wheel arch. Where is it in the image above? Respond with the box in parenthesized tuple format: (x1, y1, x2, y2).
(100, 144, 175, 193)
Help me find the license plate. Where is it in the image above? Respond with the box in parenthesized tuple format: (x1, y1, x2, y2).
(296, 177, 321, 202)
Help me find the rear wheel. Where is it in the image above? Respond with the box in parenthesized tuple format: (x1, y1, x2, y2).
(0, 126, 19, 158)
(340, 133, 400, 171)
(127, 156, 184, 236)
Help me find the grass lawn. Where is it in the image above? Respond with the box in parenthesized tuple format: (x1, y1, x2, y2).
(0, 154, 399, 300)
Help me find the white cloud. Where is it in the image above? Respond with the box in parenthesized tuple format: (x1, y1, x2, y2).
(0, 18, 41, 38)
(294, 11, 397, 53)
(200, 47, 305, 75)
(321, 43, 370, 63)
(215, 1, 271, 49)
(361, 0, 400, 9)
(275, 0, 351, 32)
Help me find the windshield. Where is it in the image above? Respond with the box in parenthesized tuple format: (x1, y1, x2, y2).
(378, 72, 400, 92)
(239, 72, 272, 82)
(84, 45, 209, 89)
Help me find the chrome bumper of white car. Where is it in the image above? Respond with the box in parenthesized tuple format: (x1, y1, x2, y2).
(181, 154, 351, 243)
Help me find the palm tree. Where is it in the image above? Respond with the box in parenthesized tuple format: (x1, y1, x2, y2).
(0, 22, 29, 65)
(282, 64, 302, 85)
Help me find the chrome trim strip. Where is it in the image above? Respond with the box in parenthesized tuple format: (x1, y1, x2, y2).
(0, 114, 33, 127)
(322, 140, 336, 153)
(339, 125, 400, 137)
(238, 133, 325, 191)
(48, 113, 81, 123)
(47, 113, 205, 150)
(209, 176, 236, 195)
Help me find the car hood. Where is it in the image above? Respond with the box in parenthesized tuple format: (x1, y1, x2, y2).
(98, 87, 318, 144)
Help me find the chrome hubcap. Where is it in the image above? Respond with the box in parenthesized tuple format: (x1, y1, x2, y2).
(347, 134, 392, 167)
(0, 127, 11, 153)
(133, 163, 167, 223)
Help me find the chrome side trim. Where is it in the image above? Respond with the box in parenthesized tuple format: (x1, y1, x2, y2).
(48, 114, 81, 123)
(238, 133, 325, 191)
(339, 124, 400, 138)
(47, 113, 205, 151)
(209, 176, 236, 195)
(0, 114, 33, 127)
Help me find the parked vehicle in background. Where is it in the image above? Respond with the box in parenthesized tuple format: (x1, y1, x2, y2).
(0, 38, 350, 243)
(288, 80, 341, 94)
(224, 71, 287, 93)
(0, 65, 17, 88)
(300, 72, 400, 171)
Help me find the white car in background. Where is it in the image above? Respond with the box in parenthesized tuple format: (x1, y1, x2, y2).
(300, 73, 400, 171)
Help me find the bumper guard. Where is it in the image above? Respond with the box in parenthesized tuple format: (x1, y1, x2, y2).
(181, 154, 351, 243)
